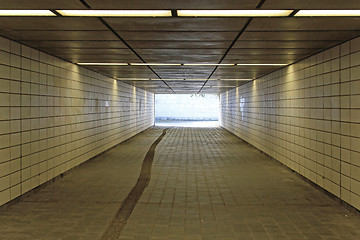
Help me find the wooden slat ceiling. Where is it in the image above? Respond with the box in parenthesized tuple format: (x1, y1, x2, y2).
(0, 0, 359, 94)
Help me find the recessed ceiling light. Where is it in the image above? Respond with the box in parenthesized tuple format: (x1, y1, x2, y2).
(295, 10, 360, 17)
(77, 63, 128, 66)
(130, 63, 182, 66)
(154, 79, 185, 81)
(117, 78, 150, 81)
(169, 85, 195, 88)
(0, 10, 56, 16)
(177, 10, 293, 17)
(56, 10, 172, 17)
(183, 79, 208, 81)
(204, 86, 237, 88)
(158, 79, 209, 81)
(235, 63, 288, 66)
(115, 78, 252, 82)
(77, 62, 287, 67)
(183, 63, 235, 66)
(210, 79, 252, 81)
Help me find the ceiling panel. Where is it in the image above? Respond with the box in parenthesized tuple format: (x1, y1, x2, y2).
(248, 18, 360, 31)
(116, 31, 238, 41)
(219, 65, 280, 71)
(158, 74, 211, 79)
(44, 48, 134, 55)
(223, 54, 307, 60)
(151, 66, 215, 72)
(106, 18, 249, 31)
(111, 72, 160, 78)
(123, 81, 174, 93)
(222, 59, 295, 65)
(211, 71, 263, 79)
(135, 49, 226, 55)
(228, 48, 319, 55)
(167, 81, 205, 87)
(86, 0, 259, 9)
(0, 30, 118, 41)
(211, 72, 276, 81)
(201, 86, 236, 94)
(123, 80, 166, 86)
(212, 66, 280, 79)
(240, 31, 360, 41)
(262, 0, 360, 9)
(124, 83, 174, 93)
(21, 41, 128, 49)
(0, 0, 85, 9)
(0, 18, 106, 31)
(90, 66, 155, 73)
(233, 40, 338, 49)
(140, 55, 224, 63)
(207, 80, 251, 85)
(128, 41, 232, 49)
(58, 55, 140, 63)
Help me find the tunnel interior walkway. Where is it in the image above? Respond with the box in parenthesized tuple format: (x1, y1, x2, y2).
(0, 127, 359, 240)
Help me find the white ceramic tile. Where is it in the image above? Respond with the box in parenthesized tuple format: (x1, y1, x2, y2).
(0, 37, 10, 52)
(351, 37, 360, 52)
(220, 36, 360, 211)
(0, 188, 10, 206)
(341, 42, 350, 56)
(10, 184, 20, 200)
(351, 65, 360, 81)
(0, 35, 154, 207)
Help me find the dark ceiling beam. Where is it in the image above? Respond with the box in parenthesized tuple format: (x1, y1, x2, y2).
(198, 0, 268, 94)
(78, 0, 176, 94)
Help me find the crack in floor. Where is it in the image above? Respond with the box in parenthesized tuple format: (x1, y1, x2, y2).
(101, 128, 168, 240)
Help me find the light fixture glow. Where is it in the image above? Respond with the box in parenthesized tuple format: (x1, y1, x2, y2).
(183, 79, 208, 81)
(170, 85, 195, 88)
(130, 63, 182, 66)
(115, 78, 251, 81)
(177, 10, 293, 17)
(117, 78, 150, 81)
(0, 10, 56, 16)
(204, 86, 238, 88)
(77, 63, 128, 66)
(295, 10, 360, 17)
(159, 79, 209, 81)
(77, 62, 288, 67)
(183, 63, 235, 66)
(235, 63, 288, 66)
(210, 78, 252, 81)
(152, 79, 184, 81)
(57, 10, 172, 17)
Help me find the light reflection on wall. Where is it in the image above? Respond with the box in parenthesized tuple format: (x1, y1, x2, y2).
(240, 97, 245, 118)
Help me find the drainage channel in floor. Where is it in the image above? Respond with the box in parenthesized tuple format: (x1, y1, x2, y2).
(101, 128, 168, 240)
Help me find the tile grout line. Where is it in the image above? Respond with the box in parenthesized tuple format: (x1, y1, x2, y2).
(19, 44, 23, 197)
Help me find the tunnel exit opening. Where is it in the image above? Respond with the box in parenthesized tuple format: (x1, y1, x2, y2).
(155, 94, 219, 127)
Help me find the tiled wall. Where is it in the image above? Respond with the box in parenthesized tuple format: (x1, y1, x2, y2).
(0, 36, 154, 206)
(220, 36, 360, 211)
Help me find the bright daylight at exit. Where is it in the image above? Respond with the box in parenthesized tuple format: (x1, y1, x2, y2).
(155, 94, 219, 127)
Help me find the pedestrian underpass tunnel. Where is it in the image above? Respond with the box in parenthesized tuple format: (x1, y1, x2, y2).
(0, 0, 360, 239)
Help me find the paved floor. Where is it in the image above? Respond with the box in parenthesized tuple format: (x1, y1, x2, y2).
(0, 127, 359, 240)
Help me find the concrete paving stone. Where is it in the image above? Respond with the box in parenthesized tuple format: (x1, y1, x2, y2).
(0, 127, 359, 239)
